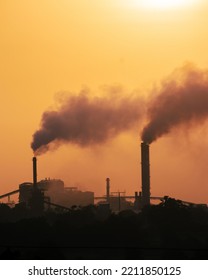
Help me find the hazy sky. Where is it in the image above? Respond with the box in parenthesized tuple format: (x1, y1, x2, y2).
(1, 0, 208, 203)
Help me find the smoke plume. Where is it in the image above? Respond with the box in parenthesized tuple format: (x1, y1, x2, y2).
(31, 89, 144, 155)
(142, 64, 208, 143)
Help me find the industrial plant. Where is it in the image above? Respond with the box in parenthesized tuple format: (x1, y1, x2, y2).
(0, 141, 205, 216)
(0, 141, 208, 261)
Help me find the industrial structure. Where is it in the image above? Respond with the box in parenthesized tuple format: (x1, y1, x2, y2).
(0, 142, 206, 213)
(19, 179, 94, 209)
(0, 143, 151, 212)
(103, 178, 134, 211)
(141, 142, 150, 207)
(0, 157, 94, 214)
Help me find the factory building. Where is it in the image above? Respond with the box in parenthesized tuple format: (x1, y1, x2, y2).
(6, 142, 152, 212)
(19, 157, 94, 210)
(19, 179, 94, 209)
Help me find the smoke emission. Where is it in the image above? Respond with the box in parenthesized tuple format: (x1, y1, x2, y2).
(31, 90, 144, 155)
(142, 64, 208, 143)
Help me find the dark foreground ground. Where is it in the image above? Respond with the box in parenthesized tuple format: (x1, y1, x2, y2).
(0, 198, 208, 259)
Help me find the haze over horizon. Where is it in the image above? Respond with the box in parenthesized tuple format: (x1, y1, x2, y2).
(1, 0, 208, 203)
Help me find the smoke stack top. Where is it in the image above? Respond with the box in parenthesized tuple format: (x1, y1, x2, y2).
(31, 90, 144, 155)
(141, 64, 208, 143)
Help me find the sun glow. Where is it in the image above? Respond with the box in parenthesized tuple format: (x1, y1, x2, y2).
(125, 0, 196, 10)
(141, 0, 195, 10)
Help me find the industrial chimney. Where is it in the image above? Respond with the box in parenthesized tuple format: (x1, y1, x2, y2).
(32, 156, 37, 188)
(141, 142, 150, 206)
(106, 178, 110, 203)
(30, 156, 44, 215)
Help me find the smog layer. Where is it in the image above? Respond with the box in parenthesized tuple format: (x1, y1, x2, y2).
(31, 89, 144, 155)
(32, 64, 208, 155)
(142, 64, 208, 143)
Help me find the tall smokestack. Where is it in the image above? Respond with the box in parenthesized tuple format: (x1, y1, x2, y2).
(141, 142, 150, 206)
(33, 156, 37, 188)
(106, 178, 110, 203)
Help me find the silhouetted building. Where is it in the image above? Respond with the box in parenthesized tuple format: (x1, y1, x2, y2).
(19, 182, 33, 207)
(134, 191, 142, 211)
(29, 188, 44, 215)
(19, 179, 94, 209)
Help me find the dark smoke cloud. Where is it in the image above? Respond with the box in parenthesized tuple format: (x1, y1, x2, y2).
(31, 89, 144, 155)
(142, 64, 208, 143)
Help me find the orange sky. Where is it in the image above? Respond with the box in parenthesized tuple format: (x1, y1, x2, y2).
(1, 0, 208, 203)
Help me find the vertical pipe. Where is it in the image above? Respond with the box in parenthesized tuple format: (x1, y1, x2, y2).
(118, 192, 121, 212)
(33, 156, 37, 188)
(141, 142, 150, 206)
(106, 178, 110, 203)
